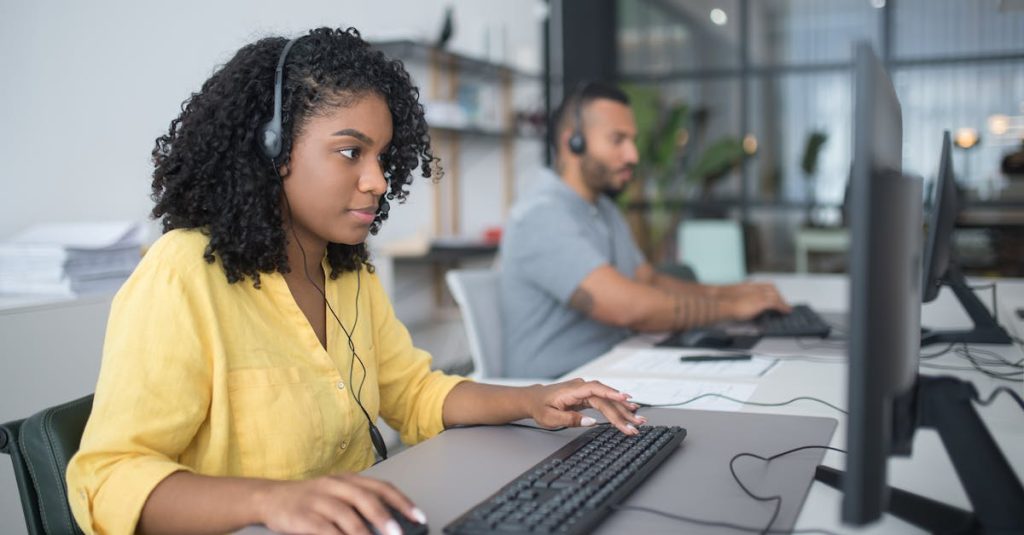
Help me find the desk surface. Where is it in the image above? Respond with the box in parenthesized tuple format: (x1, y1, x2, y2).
(241, 409, 837, 535)
(241, 273, 1024, 535)
(573, 274, 1024, 533)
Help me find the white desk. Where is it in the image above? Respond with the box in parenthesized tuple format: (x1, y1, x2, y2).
(571, 273, 1024, 534)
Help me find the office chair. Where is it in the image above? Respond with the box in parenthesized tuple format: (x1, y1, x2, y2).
(446, 269, 570, 385)
(677, 219, 747, 284)
(0, 395, 92, 535)
(446, 269, 506, 379)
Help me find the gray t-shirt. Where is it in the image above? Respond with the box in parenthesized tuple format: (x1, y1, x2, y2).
(500, 169, 645, 378)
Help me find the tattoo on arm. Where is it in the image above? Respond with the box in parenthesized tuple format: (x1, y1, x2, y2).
(569, 287, 595, 314)
(675, 294, 721, 329)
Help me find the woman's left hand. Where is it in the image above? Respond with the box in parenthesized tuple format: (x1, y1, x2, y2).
(526, 378, 646, 435)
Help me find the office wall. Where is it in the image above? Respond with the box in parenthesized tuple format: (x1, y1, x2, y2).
(0, 0, 547, 244)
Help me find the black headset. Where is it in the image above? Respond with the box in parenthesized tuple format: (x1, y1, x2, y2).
(262, 36, 391, 226)
(259, 38, 300, 162)
(263, 36, 389, 462)
(567, 82, 591, 155)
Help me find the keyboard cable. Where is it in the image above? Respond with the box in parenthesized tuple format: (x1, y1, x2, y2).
(635, 394, 848, 415)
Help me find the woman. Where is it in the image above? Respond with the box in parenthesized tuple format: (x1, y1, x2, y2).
(66, 27, 644, 535)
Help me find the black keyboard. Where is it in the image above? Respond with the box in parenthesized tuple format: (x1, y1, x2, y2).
(757, 304, 831, 337)
(443, 425, 687, 535)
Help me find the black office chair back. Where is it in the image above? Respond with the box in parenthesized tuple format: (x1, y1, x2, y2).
(0, 395, 92, 535)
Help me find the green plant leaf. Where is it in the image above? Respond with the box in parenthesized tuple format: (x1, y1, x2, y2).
(800, 131, 829, 176)
(688, 137, 745, 184)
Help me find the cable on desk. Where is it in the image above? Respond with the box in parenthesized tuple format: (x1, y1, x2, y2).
(974, 386, 1024, 413)
(955, 345, 1023, 369)
(920, 362, 992, 372)
(955, 344, 1023, 382)
(919, 342, 956, 360)
(442, 422, 603, 434)
(729, 445, 848, 535)
(635, 394, 848, 415)
(610, 504, 841, 535)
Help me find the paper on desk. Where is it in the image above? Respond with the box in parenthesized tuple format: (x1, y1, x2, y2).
(9, 221, 142, 249)
(583, 376, 757, 411)
(608, 348, 778, 378)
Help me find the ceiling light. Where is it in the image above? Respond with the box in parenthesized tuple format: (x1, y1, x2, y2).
(710, 8, 728, 26)
(742, 134, 758, 155)
(954, 128, 980, 150)
(988, 114, 1010, 136)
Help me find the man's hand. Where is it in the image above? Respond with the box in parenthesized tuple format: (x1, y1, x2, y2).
(721, 282, 791, 320)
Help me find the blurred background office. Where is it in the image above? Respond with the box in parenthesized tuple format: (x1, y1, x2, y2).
(1, 1, 1023, 530)
(611, 0, 1024, 279)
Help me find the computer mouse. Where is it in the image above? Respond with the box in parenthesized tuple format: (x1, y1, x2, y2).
(363, 504, 428, 535)
(679, 328, 735, 348)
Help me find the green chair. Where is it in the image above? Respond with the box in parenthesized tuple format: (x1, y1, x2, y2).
(677, 219, 747, 284)
(0, 395, 92, 535)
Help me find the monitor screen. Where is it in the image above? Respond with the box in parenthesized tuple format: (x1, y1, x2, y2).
(843, 42, 924, 525)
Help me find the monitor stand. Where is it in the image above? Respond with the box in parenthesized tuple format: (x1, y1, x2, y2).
(815, 376, 1024, 533)
(921, 265, 1012, 346)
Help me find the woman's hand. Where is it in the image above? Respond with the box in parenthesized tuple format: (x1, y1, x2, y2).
(526, 378, 646, 435)
(255, 473, 427, 535)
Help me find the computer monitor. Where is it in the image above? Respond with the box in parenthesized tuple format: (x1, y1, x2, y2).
(921, 132, 956, 304)
(842, 41, 922, 524)
(813, 43, 1024, 533)
(920, 131, 1012, 345)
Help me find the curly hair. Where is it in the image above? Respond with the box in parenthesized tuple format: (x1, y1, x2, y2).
(151, 27, 439, 286)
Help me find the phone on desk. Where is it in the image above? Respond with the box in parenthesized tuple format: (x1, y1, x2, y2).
(679, 354, 753, 362)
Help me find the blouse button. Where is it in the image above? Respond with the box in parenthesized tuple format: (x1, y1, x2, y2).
(336, 380, 345, 390)
(340, 441, 349, 450)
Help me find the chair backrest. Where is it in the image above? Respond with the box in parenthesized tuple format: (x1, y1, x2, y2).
(677, 219, 747, 284)
(0, 395, 93, 535)
(445, 269, 504, 378)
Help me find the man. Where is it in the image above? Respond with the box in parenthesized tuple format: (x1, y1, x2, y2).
(500, 82, 790, 378)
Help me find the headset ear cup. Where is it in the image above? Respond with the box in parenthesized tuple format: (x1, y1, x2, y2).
(568, 131, 586, 155)
(261, 123, 282, 160)
(261, 37, 299, 162)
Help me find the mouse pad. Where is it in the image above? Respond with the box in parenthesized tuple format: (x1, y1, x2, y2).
(360, 408, 837, 535)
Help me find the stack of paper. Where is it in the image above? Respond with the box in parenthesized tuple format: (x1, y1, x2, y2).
(0, 221, 143, 296)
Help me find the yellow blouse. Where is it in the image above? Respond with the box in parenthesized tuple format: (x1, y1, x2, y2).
(66, 229, 468, 535)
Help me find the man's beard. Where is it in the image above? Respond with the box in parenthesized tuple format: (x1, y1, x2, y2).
(581, 155, 632, 198)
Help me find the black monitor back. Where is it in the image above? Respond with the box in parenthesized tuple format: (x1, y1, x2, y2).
(844, 42, 923, 525)
(922, 132, 957, 303)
